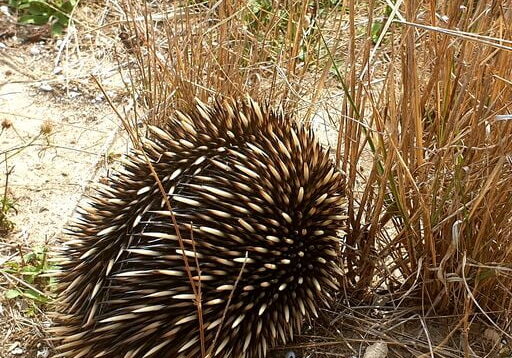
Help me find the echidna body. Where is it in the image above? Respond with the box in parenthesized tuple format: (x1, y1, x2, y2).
(54, 97, 347, 358)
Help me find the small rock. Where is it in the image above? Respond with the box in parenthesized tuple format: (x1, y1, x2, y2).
(92, 94, 104, 103)
(38, 83, 53, 92)
(30, 45, 41, 55)
(0, 5, 10, 16)
(9, 342, 24, 355)
(363, 342, 388, 358)
(68, 91, 81, 99)
(53, 66, 63, 75)
(12, 346, 25, 355)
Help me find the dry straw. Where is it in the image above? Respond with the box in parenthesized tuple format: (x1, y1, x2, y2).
(110, 0, 511, 356)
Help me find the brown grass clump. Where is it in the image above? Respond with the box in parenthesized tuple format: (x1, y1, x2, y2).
(328, 0, 512, 356)
(361, 1, 512, 317)
(116, 0, 344, 132)
(98, 0, 511, 356)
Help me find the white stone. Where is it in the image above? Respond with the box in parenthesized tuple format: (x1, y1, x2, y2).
(363, 342, 388, 358)
(38, 83, 53, 92)
(30, 45, 41, 56)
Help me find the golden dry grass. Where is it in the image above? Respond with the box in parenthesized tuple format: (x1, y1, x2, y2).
(114, 0, 512, 356)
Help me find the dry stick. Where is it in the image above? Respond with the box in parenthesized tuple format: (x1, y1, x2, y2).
(417, 314, 435, 358)
(16, 245, 25, 266)
(461, 254, 512, 340)
(141, 149, 207, 353)
(208, 252, 249, 357)
(467, 156, 505, 220)
(92, 75, 138, 147)
(1, 154, 12, 215)
(396, 20, 512, 52)
(0, 134, 42, 164)
(0, 270, 48, 297)
(190, 226, 206, 358)
(0, 53, 38, 83)
(2, 143, 98, 158)
(303, 25, 338, 124)
(420, 317, 465, 358)
(360, 0, 405, 80)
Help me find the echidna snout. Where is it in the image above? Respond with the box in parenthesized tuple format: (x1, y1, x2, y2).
(54, 97, 347, 358)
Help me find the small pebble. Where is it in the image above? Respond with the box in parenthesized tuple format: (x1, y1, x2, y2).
(39, 83, 53, 92)
(92, 94, 104, 103)
(68, 91, 81, 99)
(363, 342, 388, 358)
(0, 5, 10, 16)
(9, 342, 24, 356)
(30, 45, 41, 56)
(12, 347, 24, 355)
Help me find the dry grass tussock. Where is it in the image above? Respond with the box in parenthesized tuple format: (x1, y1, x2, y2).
(114, 0, 512, 356)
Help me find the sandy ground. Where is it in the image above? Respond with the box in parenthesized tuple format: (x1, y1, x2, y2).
(0, 43, 129, 243)
(0, 14, 130, 355)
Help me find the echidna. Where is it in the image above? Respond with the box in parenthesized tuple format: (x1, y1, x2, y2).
(53, 97, 347, 358)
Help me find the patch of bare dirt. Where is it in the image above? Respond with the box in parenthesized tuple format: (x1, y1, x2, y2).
(0, 9, 129, 355)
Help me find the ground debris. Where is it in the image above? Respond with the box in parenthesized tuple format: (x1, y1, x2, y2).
(363, 342, 388, 358)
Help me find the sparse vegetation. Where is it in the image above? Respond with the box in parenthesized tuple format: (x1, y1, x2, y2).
(2, 246, 54, 306)
(0, 161, 16, 236)
(5, 0, 77, 35)
(0, 195, 16, 235)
